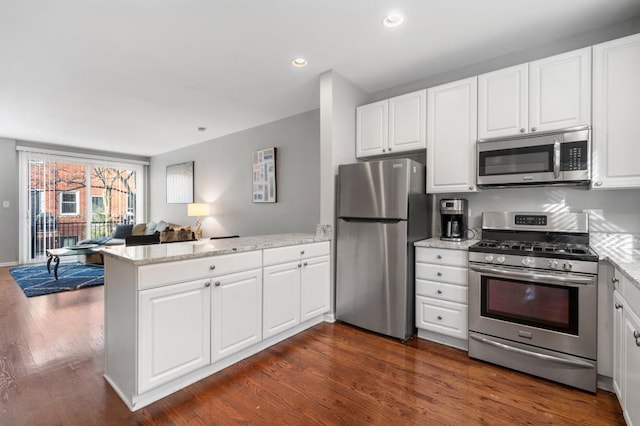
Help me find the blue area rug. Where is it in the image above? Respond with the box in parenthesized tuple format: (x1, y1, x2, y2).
(9, 262, 104, 297)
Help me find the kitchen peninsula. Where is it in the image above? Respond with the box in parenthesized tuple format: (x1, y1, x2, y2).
(102, 233, 331, 411)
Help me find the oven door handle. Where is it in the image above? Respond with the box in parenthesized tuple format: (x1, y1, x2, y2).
(468, 264, 596, 285)
(470, 335, 594, 368)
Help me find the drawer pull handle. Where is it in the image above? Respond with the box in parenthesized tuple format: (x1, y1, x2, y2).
(210, 265, 216, 270)
(436, 255, 442, 259)
(436, 272, 442, 277)
(214, 281, 221, 287)
(437, 316, 443, 321)
(298, 263, 302, 268)
(303, 261, 308, 266)
(205, 282, 211, 288)
(615, 303, 623, 310)
(437, 290, 443, 294)
(300, 250, 305, 255)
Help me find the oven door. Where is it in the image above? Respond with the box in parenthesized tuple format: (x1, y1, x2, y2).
(468, 262, 597, 360)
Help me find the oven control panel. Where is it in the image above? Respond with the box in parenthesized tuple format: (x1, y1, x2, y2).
(514, 215, 547, 226)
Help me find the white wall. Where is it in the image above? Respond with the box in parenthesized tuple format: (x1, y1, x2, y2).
(0, 138, 18, 265)
(434, 187, 640, 236)
(150, 110, 320, 237)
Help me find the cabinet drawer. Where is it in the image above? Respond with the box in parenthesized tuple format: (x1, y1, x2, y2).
(416, 279, 467, 304)
(263, 241, 330, 266)
(415, 263, 467, 285)
(416, 247, 467, 267)
(416, 295, 468, 340)
(138, 251, 262, 290)
(621, 275, 640, 315)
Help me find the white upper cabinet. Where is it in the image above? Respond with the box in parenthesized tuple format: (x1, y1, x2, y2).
(592, 33, 640, 189)
(388, 90, 427, 153)
(478, 64, 529, 139)
(426, 77, 478, 193)
(478, 47, 591, 140)
(356, 89, 426, 158)
(529, 48, 591, 133)
(356, 100, 388, 157)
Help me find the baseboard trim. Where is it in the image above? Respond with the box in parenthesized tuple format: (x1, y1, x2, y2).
(0, 261, 19, 268)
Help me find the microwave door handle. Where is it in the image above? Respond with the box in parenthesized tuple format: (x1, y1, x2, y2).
(553, 140, 561, 179)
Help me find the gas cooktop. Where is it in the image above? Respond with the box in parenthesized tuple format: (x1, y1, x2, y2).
(469, 239, 599, 262)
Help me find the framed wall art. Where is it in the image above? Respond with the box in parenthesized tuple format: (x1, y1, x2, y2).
(166, 161, 194, 204)
(252, 147, 277, 203)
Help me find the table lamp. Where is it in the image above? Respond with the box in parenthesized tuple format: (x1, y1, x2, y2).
(187, 203, 210, 239)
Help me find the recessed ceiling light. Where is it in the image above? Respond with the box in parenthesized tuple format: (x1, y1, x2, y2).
(197, 127, 206, 132)
(291, 57, 308, 68)
(383, 12, 404, 28)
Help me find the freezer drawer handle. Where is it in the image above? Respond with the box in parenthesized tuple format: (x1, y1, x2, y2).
(470, 335, 593, 368)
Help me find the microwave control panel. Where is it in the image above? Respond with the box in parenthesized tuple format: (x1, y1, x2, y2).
(562, 141, 588, 171)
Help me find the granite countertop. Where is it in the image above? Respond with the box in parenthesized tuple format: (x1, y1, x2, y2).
(590, 232, 640, 290)
(414, 237, 479, 250)
(102, 233, 330, 266)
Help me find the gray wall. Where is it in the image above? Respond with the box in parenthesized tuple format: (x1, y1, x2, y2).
(0, 138, 19, 265)
(150, 110, 320, 237)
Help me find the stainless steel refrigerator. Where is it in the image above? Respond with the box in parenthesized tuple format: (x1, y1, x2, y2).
(336, 158, 429, 341)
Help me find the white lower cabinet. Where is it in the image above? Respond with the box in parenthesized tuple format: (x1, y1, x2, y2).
(212, 268, 263, 361)
(612, 268, 640, 426)
(138, 279, 212, 394)
(415, 247, 468, 349)
(263, 242, 331, 338)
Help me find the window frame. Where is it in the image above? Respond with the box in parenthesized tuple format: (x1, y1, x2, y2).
(59, 190, 80, 216)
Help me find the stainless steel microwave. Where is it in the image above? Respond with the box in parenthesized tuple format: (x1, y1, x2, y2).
(476, 127, 591, 187)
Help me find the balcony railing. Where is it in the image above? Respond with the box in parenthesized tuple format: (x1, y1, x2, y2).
(31, 220, 127, 258)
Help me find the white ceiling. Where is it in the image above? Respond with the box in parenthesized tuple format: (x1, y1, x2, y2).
(1, 0, 640, 157)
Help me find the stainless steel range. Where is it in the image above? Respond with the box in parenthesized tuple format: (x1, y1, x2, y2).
(468, 211, 599, 392)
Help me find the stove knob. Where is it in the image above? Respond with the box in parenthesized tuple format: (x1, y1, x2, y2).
(563, 262, 573, 271)
(548, 260, 558, 269)
(521, 257, 533, 267)
(484, 254, 494, 262)
(496, 256, 505, 264)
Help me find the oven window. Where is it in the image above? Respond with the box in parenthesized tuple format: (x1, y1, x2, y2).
(479, 145, 553, 176)
(480, 276, 579, 335)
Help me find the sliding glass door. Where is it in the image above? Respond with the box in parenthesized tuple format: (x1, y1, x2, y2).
(19, 151, 145, 263)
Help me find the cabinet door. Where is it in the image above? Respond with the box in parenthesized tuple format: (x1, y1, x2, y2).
(212, 269, 263, 361)
(478, 64, 528, 139)
(623, 307, 640, 426)
(613, 290, 624, 400)
(529, 47, 591, 133)
(263, 261, 301, 339)
(301, 255, 331, 321)
(592, 33, 640, 189)
(356, 100, 388, 158)
(426, 77, 477, 193)
(388, 90, 426, 153)
(138, 279, 211, 393)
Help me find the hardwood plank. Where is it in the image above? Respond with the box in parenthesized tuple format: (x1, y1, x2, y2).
(0, 266, 624, 425)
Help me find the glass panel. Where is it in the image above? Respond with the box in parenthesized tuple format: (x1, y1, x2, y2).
(481, 277, 579, 335)
(480, 145, 553, 176)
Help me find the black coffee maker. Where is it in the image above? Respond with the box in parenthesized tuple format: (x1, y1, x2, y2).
(440, 199, 468, 241)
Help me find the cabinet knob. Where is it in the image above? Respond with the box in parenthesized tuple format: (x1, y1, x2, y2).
(436, 272, 442, 277)
(214, 281, 221, 287)
(437, 255, 442, 259)
(437, 290, 443, 294)
(520, 128, 526, 133)
(300, 250, 305, 255)
(531, 127, 537, 132)
(437, 316, 443, 321)
(303, 261, 308, 266)
(382, 149, 386, 153)
(615, 303, 623, 310)
(634, 331, 640, 347)
(612, 277, 620, 285)
(468, 186, 473, 190)
(298, 263, 302, 268)
(205, 281, 211, 288)
(388, 147, 392, 152)
(594, 181, 603, 187)
(210, 265, 216, 270)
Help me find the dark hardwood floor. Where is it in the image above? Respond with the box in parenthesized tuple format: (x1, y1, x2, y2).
(0, 266, 624, 425)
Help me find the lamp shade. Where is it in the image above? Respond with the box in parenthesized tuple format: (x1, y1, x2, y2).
(187, 203, 210, 217)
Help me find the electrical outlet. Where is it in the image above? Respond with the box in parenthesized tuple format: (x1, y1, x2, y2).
(2, 201, 9, 208)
